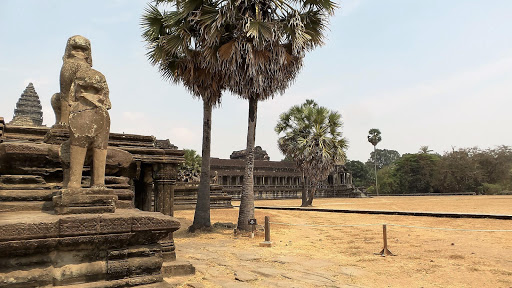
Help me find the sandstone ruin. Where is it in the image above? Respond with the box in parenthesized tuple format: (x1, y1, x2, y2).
(0, 35, 189, 287)
(8, 83, 44, 127)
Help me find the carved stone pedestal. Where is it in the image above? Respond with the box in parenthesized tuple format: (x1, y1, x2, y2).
(0, 209, 180, 288)
(53, 187, 118, 214)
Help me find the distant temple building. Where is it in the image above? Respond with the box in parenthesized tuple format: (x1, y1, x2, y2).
(8, 83, 44, 127)
(211, 147, 358, 200)
(230, 145, 270, 161)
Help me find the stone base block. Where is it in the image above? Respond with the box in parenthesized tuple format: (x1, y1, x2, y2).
(53, 187, 118, 214)
(259, 241, 272, 247)
(161, 260, 195, 277)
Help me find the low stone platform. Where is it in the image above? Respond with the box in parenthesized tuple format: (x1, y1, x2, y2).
(0, 209, 180, 287)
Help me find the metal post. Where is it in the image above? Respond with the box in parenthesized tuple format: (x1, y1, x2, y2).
(376, 224, 394, 256)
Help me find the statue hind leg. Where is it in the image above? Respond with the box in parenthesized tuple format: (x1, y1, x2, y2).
(51, 93, 62, 124)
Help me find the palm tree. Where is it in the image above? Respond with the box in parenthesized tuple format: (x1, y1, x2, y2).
(276, 100, 348, 206)
(367, 128, 382, 196)
(197, 0, 337, 230)
(419, 145, 433, 154)
(141, 2, 224, 231)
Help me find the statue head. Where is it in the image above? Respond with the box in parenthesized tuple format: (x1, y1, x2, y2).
(63, 35, 93, 67)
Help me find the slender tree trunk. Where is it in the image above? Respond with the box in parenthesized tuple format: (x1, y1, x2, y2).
(374, 145, 379, 196)
(301, 172, 307, 207)
(306, 184, 316, 206)
(190, 98, 212, 231)
(237, 98, 258, 231)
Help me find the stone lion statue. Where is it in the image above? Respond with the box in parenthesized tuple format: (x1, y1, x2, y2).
(66, 68, 111, 189)
(51, 35, 93, 126)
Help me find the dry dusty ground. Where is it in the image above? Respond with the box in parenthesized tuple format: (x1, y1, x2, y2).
(167, 196, 512, 288)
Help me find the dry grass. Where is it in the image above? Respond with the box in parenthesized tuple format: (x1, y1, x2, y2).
(172, 195, 512, 287)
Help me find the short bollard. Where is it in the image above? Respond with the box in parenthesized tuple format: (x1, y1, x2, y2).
(375, 224, 395, 256)
(248, 218, 257, 238)
(260, 216, 272, 247)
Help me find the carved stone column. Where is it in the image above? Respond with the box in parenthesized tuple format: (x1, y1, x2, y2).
(143, 166, 153, 211)
(153, 162, 177, 261)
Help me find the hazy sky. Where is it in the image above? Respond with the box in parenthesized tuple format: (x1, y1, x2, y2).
(1, 0, 511, 162)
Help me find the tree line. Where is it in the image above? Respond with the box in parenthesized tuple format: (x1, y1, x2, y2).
(346, 146, 512, 194)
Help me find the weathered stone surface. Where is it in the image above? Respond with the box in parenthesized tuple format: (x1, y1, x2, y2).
(0, 210, 180, 287)
(174, 183, 232, 210)
(0, 34, 186, 288)
(234, 270, 258, 282)
(8, 83, 44, 127)
(52, 35, 93, 127)
(212, 154, 357, 200)
(0, 142, 134, 178)
(161, 260, 195, 277)
(0, 117, 4, 143)
(230, 145, 270, 160)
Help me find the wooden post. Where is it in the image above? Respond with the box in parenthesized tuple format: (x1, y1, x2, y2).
(376, 224, 394, 256)
(260, 216, 272, 247)
(264, 216, 270, 241)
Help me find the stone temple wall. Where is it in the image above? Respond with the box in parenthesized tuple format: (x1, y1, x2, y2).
(211, 157, 358, 200)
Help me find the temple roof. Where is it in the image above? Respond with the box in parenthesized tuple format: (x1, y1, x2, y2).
(230, 146, 270, 161)
(8, 83, 44, 127)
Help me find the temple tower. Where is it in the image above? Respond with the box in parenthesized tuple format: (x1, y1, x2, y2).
(9, 83, 44, 127)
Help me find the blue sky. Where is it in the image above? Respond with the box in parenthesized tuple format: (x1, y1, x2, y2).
(1, 0, 511, 162)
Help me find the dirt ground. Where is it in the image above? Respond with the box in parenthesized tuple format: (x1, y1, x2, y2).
(168, 196, 512, 288)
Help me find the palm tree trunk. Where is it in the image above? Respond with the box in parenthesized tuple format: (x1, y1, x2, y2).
(306, 184, 316, 206)
(237, 97, 257, 231)
(190, 98, 213, 231)
(374, 145, 379, 196)
(301, 172, 307, 207)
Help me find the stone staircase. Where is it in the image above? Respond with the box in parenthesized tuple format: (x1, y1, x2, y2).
(0, 175, 135, 212)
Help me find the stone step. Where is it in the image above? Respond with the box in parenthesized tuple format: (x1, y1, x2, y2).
(117, 199, 134, 209)
(0, 175, 47, 185)
(0, 201, 53, 212)
(105, 183, 132, 189)
(161, 260, 195, 277)
(0, 189, 56, 201)
(0, 184, 52, 190)
(52, 275, 164, 288)
(111, 189, 134, 200)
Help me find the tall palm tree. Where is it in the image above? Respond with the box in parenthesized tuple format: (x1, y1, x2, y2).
(141, 2, 224, 230)
(197, 0, 337, 230)
(367, 128, 382, 196)
(276, 100, 348, 206)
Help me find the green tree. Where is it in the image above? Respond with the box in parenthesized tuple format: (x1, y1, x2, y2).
(276, 100, 348, 206)
(199, 0, 337, 229)
(474, 145, 512, 186)
(366, 149, 400, 170)
(141, 2, 224, 230)
(376, 166, 397, 194)
(345, 160, 372, 187)
(435, 147, 480, 193)
(367, 128, 382, 195)
(182, 149, 202, 173)
(393, 153, 440, 194)
(419, 145, 433, 154)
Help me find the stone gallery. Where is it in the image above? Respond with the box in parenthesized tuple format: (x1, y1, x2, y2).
(211, 146, 359, 200)
(0, 36, 188, 287)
